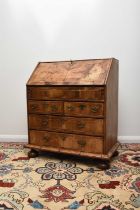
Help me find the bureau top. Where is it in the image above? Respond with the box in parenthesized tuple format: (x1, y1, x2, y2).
(27, 58, 118, 86)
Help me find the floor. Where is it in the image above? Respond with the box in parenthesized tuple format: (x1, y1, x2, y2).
(0, 143, 140, 210)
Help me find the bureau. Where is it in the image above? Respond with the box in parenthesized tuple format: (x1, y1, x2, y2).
(25, 58, 119, 169)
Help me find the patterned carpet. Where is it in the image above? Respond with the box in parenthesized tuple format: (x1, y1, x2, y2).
(0, 143, 140, 210)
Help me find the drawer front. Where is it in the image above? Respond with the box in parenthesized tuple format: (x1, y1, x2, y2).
(64, 102, 104, 117)
(28, 114, 104, 135)
(29, 114, 62, 131)
(60, 133, 103, 154)
(29, 130, 60, 147)
(29, 130, 103, 154)
(27, 86, 104, 101)
(28, 100, 63, 114)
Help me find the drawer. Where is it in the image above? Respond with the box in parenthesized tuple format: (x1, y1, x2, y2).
(27, 86, 104, 101)
(64, 102, 104, 117)
(29, 130, 60, 147)
(28, 100, 63, 114)
(60, 133, 103, 154)
(28, 114, 104, 135)
(29, 130, 103, 154)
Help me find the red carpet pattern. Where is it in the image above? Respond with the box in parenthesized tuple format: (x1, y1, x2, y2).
(0, 143, 140, 210)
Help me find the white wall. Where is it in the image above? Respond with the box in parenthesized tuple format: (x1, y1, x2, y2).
(0, 0, 140, 142)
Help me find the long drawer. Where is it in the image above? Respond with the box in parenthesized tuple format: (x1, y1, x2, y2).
(28, 100, 104, 117)
(27, 86, 104, 101)
(29, 130, 103, 154)
(28, 114, 104, 135)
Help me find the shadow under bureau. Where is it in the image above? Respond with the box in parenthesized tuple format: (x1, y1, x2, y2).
(25, 58, 119, 169)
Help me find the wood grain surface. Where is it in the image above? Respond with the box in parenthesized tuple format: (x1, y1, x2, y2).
(28, 114, 104, 136)
(29, 130, 103, 154)
(27, 59, 112, 85)
(27, 86, 105, 101)
(26, 58, 119, 161)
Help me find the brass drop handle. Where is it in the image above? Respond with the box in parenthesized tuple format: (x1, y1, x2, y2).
(31, 104, 38, 110)
(51, 105, 58, 111)
(43, 136, 50, 141)
(77, 122, 85, 129)
(77, 139, 86, 147)
(66, 105, 74, 111)
(41, 119, 48, 126)
(91, 106, 98, 113)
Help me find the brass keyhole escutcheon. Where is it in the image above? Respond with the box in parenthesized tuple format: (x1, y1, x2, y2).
(77, 139, 86, 147)
(62, 135, 66, 141)
(79, 104, 86, 110)
(43, 136, 49, 141)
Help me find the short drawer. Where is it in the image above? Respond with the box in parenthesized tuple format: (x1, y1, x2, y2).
(28, 100, 63, 114)
(28, 114, 104, 135)
(29, 130, 103, 154)
(27, 86, 104, 101)
(64, 102, 104, 117)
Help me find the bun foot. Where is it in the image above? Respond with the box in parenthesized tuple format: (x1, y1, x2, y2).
(112, 150, 119, 157)
(97, 160, 110, 170)
(28, 149, 39, 158)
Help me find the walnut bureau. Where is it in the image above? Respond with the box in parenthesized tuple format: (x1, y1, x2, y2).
(25, 58, 119, 169)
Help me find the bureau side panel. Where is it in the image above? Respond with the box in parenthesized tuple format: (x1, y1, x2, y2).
(26, 85, 31, 144)
(105, 59, 119, 154)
